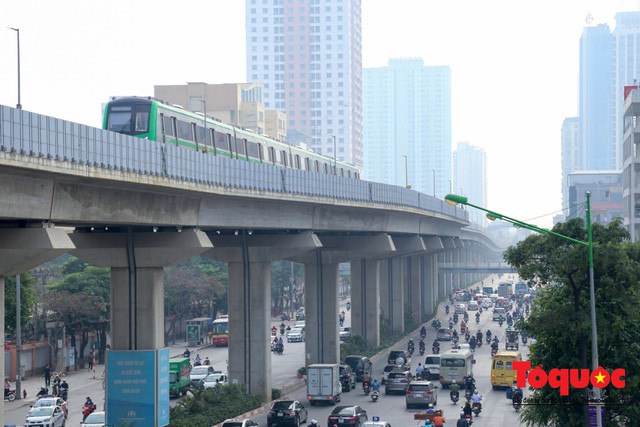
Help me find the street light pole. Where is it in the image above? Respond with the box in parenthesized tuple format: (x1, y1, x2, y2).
(403, 155, 410, 188)
(332, 135, 337, 175)
(8, 27, 21, 109)
(200, 99, 207, 150)
(445, 192, 601, 427)
(16, 274, 22, 399)
(432, 170, 436, 197)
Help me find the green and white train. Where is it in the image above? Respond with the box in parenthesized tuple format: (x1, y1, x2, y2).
(103, 96, 360, 178)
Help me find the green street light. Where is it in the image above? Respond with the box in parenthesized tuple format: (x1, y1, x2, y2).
(445, 192, 602, 426)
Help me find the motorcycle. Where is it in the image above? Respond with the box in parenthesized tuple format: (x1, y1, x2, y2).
(4, 389, 16, 402)
(498, 318, 504, 327)
(464, 388, 473, 402)
(432, 345, 440, 354)
(513, 397, 522, 412)
(362, 381, 371, 396)
(475, 337, 482, 347)
(472, 402, 482, 416)
(419, 341, 426, 356)
(445, 305, 450, 315)
(450, 389, 459, 404)
(371, 390, 379, 402)
(491, 347, 498, 356)
(475, 317, 480, 324)
(464, 414, 474, 425)
(59, 388, 68, 401)
(407, 342, 415, 356)
(82, 402, 96, 422)
(275, 343, 284, 355)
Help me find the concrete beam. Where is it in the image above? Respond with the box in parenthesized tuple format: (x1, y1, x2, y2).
(424, 236, 445, 252)
(391, 235, 426, 256)
(205, 233, 321, 263)
(0, 228, 75, 275)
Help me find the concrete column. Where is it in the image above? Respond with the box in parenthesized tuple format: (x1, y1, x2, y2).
(379, 259, 391, 327)
(228, 261, 271, 398)
(1, 276, 4, 423)
(364, 259, 381, 348)
(422, 254, 436, 317)
(350, 259, 365, 339)
(304, 254, 339, 365)
(437, 251, 446, 302)
(111, 267, 165, 350)
(391, 257, 404, 333)
(410, 255, 422, 324)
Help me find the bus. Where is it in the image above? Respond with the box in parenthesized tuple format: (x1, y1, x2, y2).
(491, 350, 522, 389)
(514, 281, 528, 296)
(211, 315, 229, 347)
(497, 282, 512, 298)
(439, 349, 474, 386)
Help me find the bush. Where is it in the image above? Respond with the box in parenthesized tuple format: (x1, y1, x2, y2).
(169, 384, 263, 427)
(297, 366, 307, 376)
(272, 388, 282, 400)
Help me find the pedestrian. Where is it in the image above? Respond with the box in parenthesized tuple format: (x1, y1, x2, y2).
(44, 365, 51, 388)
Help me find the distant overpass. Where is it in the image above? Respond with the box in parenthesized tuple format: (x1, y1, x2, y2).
(439, 262, 516, 274)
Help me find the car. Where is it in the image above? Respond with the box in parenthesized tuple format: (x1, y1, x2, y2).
(33, 396, 68, 418)
(25, 405, 65, 427)
(466, 301, 479, 311)
(454, 303, 467, 314)
(362, 421, 391, 427)
(436, 328, 452, 341)
(286, 327, 305, 343)
(493, 307, 506, 321)
(327, 405, 368, 427)
(481, 298, 493, 308)
(405, 380, 438, 408)
(190, 365, 215, 383)
(453, 342, 471, 351)
(202, 372, 229, 388)
(81, 410, 106, 427)
(490, 293, 499, 303)
(381, 364, 403, 384)
(384, 370, 413, 395)
(387, 350, 411, 369)
(293, 321, 305, 331)
(343, 355, 373, 382)
(423, 355, 440, 381)
(339, 327, 352, 341)
(339, 365, 356, 391)
(296, 309, 305, 321)
(221, 418, 260, 427)
(267, 400, 308, 427)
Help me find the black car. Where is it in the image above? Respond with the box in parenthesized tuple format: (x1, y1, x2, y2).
(343, 355, 373, 382)
(267, 400, 308, 427)
(327, 405, 368, 427)
(387, 350, 411, 370)
(339, 365, 356, 392)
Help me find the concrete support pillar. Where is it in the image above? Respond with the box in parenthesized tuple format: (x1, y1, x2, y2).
(391, 257, 404, 333)
(437, 251, 446, 301)
(228, 261, 272, 397)
(351, 259, 365, 339)
(0, 276, 4, 423)
(304, 255, 339, 365)
(351, 258, 381, 348)
(409, 255, 422, 324)
(111, 267, 164, 350)
(423, 254, 436, 317)
(379, 259, 391, 327)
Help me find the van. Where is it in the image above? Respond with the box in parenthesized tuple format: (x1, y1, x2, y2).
(491, 350, 522, 389)
(169, 357, 192, 397)
(423, 354, 440, 380)
(343, 355, 372, 382)
(439, 349, 474, 387)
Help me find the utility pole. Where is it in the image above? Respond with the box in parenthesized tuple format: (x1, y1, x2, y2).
(8, 27, 21, 110)
(16, 275, 22, 399)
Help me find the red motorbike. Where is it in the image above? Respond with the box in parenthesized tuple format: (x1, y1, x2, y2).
(82, 402, 96, 421)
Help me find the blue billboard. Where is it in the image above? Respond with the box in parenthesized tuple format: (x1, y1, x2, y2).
(107, 349, 169, 427)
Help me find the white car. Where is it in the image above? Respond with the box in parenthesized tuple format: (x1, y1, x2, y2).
(423, 354, 440, 380)
(481, 298, 493, 308)
(202, 372, 229, 388)
(286, 327, 305, 342)
(467, 301, 479, 311)
(339, 327, 351, 341)
(453, 343, 471, 351)
(294, 321, 305, 331)
(81, 411, 106, 427)
(454, 303, 467, 314)
(190, 365, 215, 383)
(32, 396, 68, 418)
(25, 405, 65, 427)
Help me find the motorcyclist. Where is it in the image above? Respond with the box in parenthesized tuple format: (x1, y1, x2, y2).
(456, 412, 469, 427)
(475, 312, 480, 322)
(82, 397, 96, 421)
(419, 339, 426, 354)
(183, 348, 191, 358)
(471, 391, 482, 412)
(453, 313, 459, 324)
(371, 378, 380, 393)
(452, 330, 459, 340)
(462, 401, 473, 419)
(420, 325, 427, 338)
(280, 322, 286, 335)
(445, 304, 450, 314)
(36, 387, 49, 398)
(465, 377, 476, 393)
(362, 377, 371, 394)
(486, 329, 492, 341)
(194, 354, 202, 364)
(203, 357, 211, 365)
(460, 321, 467, 333)
(4, 378, 10, 397)
(416, 363, 425, 379)
(449, 379, 460, 402)
(59, 380, 69, 400)
(476, 330, 483, 343)
(468, 337, 476, 350)
(432, 339, 440, 352)
(463, 312, 469, 323)
(498, 315, 504, 326)
(407, 339, 415, 355)
(512, 381, 524, 408)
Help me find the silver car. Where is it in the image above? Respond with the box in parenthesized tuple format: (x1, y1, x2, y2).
(286, 327, 305, 342)
(384, 370, 412, 395)
(25, 405, 65, 427)
(405, 380, 438, 408)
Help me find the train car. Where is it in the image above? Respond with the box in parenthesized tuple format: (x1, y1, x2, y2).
(102, 96, 360, 178)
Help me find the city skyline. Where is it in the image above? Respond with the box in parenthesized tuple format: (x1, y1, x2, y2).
(3, 1, 640, 227)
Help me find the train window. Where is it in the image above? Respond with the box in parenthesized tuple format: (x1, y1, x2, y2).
(281, 150, 287, 166)
(237, 138, 247, 156)
(323, 163, 328, 174)
(192, 123, 199, 149)
(305, 157, 311, 171)
(268, 147, 276, 164)
(107, 103, 150, 136)
(294, 154, 301, 169)
(257, 143, 264, 162)
(177, 120, 193, 141)
(314, 160, 319, 172)
(215, 131, 229, 151)
(163, 115, 174, 137)
(347, 170, 351, 178)
(247, 141, 260, 158)
(228, 134, 235, 158)
(196, 125, 206, 145)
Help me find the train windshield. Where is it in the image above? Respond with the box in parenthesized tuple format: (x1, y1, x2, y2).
(107, 102, 150, 135)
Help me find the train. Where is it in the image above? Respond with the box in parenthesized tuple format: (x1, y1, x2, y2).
(102, 96, 360, 178)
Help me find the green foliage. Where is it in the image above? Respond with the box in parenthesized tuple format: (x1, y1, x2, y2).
(169, 384, 263, 427)
(272, 388, 282, 400)
(504, 218, 640, 426)
(271, 261, 302, 315)
(340, 335, 371, 362)
(4, 274, 35, 334)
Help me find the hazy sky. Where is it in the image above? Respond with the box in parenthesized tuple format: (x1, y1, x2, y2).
(2, 0, 639, 227)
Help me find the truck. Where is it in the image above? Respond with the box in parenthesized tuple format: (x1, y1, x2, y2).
(482, 286, 494, 296)
(306, 363, 341, 405)
(169, 357, 192, 397)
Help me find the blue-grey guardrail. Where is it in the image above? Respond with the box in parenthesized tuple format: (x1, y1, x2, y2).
(0, 104, 468, 222)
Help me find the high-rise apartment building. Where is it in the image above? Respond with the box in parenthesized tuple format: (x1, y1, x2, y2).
(362, 58, 451, 197)
(578, 24, 614, 170)
(561, 117, 579, 210)
(245, 0, 363, 168)
(453, 142, 487, 226)
(622, 86, 640, 241)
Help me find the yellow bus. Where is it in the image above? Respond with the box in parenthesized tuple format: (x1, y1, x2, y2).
(491, 350, 522, 389)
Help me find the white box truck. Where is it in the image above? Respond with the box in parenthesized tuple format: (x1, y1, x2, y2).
(306, 363, 341, 405)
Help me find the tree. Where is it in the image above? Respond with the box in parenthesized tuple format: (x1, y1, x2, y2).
(4, 274, 35, 335)
(504, 218, 640, 426)
(271, 261, 302, 316)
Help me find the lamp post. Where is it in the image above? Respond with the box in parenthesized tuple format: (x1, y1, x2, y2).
(332, 135, 337, 175)
(8, 27, 21, 109)
(403, 155, 411, 188)
(445, 192, 601, 427)
(200, 99, 207, 149)
(432, 170, 436, 197)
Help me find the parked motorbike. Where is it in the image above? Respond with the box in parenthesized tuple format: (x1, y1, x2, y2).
(4, 389, 16, 402)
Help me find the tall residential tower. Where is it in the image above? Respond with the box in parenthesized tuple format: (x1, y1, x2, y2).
(245, 0, 363, 168)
